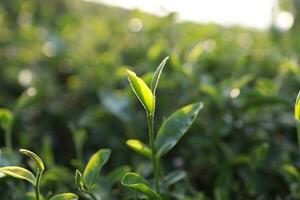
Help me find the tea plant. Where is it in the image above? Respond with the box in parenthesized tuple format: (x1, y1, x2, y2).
(121, 57, 204, 199)
(74, 149, 130, 199)
(0, 149, 78, 200)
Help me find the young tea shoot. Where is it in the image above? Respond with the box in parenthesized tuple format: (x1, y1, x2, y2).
(0, 149, 78, 200)
(122, 57, 204, 199)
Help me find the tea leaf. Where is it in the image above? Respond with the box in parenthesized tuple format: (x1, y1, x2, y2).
(155, 102, 203, 157)
(19, 149, 45, 172)
(83, 149, 111, 189)
(127, 69, 154, 114)
(126, 139, 151, 159)
(164, 170, 186, 186)
(49, 193, 78, 200)
(0, 109, 13, 132)
(75, 170, 84, 190)
(150, 56, 169, 97)
(295, 91, 300, 121)
(105, 165, 131, 188)
(0, 166, 36, 185)
(121, 172, 162, 200)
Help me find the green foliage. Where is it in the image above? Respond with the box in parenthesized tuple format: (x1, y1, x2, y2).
(1, 0, 300, 198)
(20, 149, 45, 172)
(124, 57, 203, 199)
(0, 166, 36, 185)
(155, 102, 204, 158)
(82, 149, 111, 190)
(127, 69, 155, 114)
(121, 172, 162, 200)
(49, 193, 78, 200)
(126, 139, 152, 159)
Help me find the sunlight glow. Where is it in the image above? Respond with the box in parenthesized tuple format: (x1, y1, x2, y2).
(85, 0, 275, 29)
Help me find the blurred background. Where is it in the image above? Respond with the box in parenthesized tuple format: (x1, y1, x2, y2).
(1, 0, 300, 199)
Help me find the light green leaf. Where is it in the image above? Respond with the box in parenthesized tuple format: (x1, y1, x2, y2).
(83, 149, 111, 189)
(126, 139, 151, 159)
(295, 91, 300, 121)
(295, 91, 300, 147)
(155, 102, 203, 157)
(75, 170, 84, 190)
(127, 69, 154, 114)
(0, 166, 36, 185)
(19, 149, 45, 172)
(150, 56, 169, 96)
(49, 193, 78, 200)
(0, 108, 13, 132)
(121, 172, 162, 200)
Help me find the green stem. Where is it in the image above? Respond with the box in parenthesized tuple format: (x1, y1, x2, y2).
(35, 169, 43, 200)
(147, 113, 160, 194)
(5, 124, 13, 152)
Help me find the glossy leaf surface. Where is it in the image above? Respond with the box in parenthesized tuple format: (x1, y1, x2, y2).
(83, 149, 111, 189)
(150, 56, 169, 97)
(127, 69, 154, 114)
(126, 139, 151, 159)
(155, 102, 203, 157)
(0, 166, 36, 185)
(20, 149, 45, 172)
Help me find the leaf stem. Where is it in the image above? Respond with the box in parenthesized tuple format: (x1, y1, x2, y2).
(35, 169, 43, 200)
(5, 122, 13, 152)
(147, 113, 160, 194)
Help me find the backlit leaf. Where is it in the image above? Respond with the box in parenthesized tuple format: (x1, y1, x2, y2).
(126, 139, 151, 159)
(19, 149, 45, 172)
(150, 56, 169, 97)
(0, 166, 36, 185)
(127, 69, 154, 114)
(155, 102, 203, 157)
(83, 149, 111, 189)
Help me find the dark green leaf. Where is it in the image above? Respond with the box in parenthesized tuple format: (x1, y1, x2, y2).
(155, 102, 203, 157)
(121, 172, 162, 200)
(105, 165, 131, 188)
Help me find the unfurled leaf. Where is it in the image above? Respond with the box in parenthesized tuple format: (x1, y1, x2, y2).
(105, 165, 131, 188)
(155, 102, 203, 157)
(0, 166, 36, 185)
(19, 149, 45, 172)
(0, 109, 13, 132)
(49, 193, 78, 200)
(126, 139, 151, 159)
(127, 69, 154, 114)
(83, 149, 111, 189)
(164, 170, 186, 186)
(75, 170, 84, 190)
(150, 56, 169, 96)
(121, 172, 162, 200)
